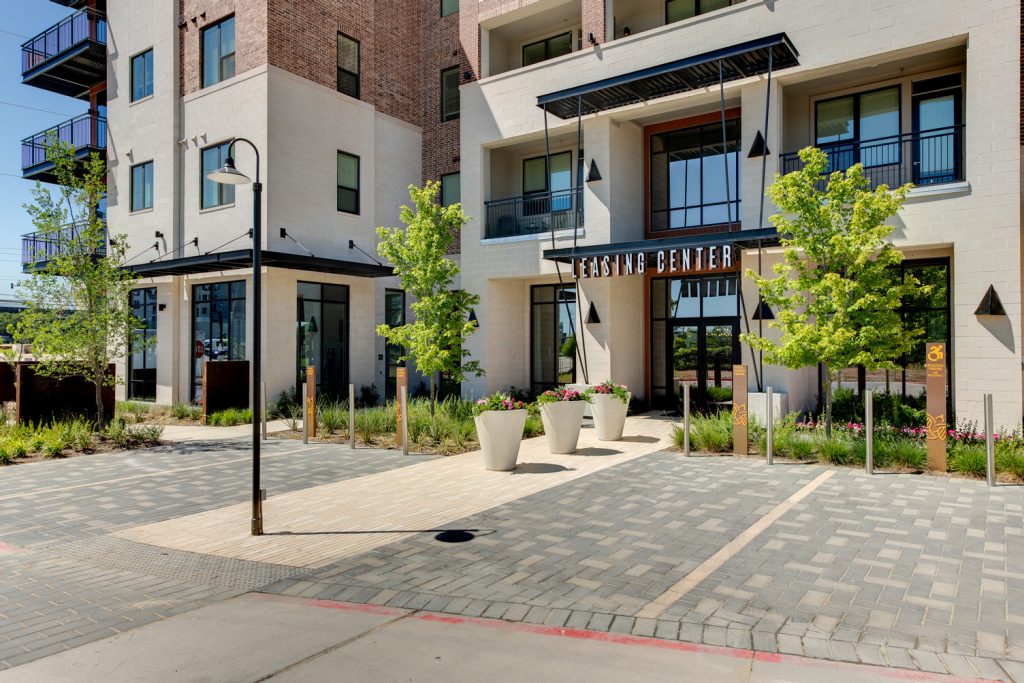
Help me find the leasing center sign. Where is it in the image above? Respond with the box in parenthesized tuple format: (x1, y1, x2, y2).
(573, 244, 735, 279)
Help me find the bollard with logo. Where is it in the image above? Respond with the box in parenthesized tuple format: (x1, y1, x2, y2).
(924, 343, 947, 471)
(732, 365, 748, 456)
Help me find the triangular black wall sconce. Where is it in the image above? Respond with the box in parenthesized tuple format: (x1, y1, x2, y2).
(468, 309, 479, 327)
(975, 285, 1006, 316)
(585, 302, 601, 324)
(751, 298, 774, 320)
(586, 160, 602, 182)
(747, 130, 770, 158)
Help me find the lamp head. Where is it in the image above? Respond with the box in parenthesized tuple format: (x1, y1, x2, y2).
(206, 156, 250, 185)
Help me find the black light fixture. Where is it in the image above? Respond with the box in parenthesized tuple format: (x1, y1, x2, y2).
(623, 26, 631, 36)
(586, 160, 602, 183)
(158, 303, 167, 311)
(155, 231, 164, 239)
(975, 285, 1007, 316)
(585, 301, 601, 324)
(588, 32, 597, 45)
(468, 309, 479, 327)
(748, 130, 770, 158)
(308, 316, 318, 333)
(751, 297, 774, 320)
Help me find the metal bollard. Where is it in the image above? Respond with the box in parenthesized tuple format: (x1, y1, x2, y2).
(301, 382, 308, 445)
(766, 386, 773, 465)
(985, 393, 995, 487)
(260, 382, 267, 440)
(682, 384, 691, 457)
(865, 389, 874, 475)
(348, 383, 356, 450)
(400, 386, 408, 456)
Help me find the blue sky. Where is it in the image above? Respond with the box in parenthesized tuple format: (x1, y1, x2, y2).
(0, 3, 79, 290)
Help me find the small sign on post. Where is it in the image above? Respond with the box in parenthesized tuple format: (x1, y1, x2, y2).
(924, 342, 947, 471)
(732, 365, 748, 456)
(395, 368, 408, 440)
(305, 366, 316, 439)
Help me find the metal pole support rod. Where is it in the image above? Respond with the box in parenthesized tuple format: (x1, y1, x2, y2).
(682, 384, 691, 457)
(260, 382, 267, 440)
(400, 386, 408, 456)
(865, 389, 874, 475)
(301, 381, 308, 445)
(985, 393, 995, 487)
(348, 383, 356, 450)
(766, 386, 773, 465)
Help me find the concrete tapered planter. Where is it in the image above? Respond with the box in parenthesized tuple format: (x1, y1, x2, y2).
(590, 393, 630, 441)
(475, 409, 527, 471)
(540, 400, 587, 454)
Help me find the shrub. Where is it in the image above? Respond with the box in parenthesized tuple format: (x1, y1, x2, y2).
(356, 405, 394, 443)
(43, 436, 66, 458)
(876, 435, 926, 470)
(523, 414, 544, 438)
(270, 387, 300, 419)
(818, 436, 855, 466)
(116, 401, 150, 424)
(949, 442, 986, 477)
(172, 402, 202, 421)
(688, 411, 732, 453)
(0, 445, 11, 465)
(317, 400, 349, 434)
(104, 419, 162, 448)
(6, 438, 27, 458)
(207, 408, 253, 426)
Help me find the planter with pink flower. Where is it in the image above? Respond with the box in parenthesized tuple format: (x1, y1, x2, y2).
(536, 387, 589, 454)
(474, 393, 529, 471)
(584, 382, 631, 441)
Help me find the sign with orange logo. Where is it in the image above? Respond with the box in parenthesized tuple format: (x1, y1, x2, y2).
(732, 365, 747, 456)
(925, 342, 946, 471)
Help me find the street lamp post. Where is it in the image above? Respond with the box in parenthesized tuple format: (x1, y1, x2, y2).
(207, 138, 263, 536)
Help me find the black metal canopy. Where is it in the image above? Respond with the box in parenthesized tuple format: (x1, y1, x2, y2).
(537, 33, 799, 120)
(543, 227, 779, 263)
(128, 249, 393, 279)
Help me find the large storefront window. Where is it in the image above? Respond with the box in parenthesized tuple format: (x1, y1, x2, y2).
(531, 285, 576, 393)
(649, 118, 740, 233)
(384, 289, 405, 400)
(192, 281, 246, 403)
(651, 275, 739, 410)
(297, 282, 349, 399)
(128, 287, 157, 401)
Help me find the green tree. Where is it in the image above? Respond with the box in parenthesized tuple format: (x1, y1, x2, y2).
(376, 182, 483, 412)
(14, 138, 145, 430)
(741, 147, 925, 436)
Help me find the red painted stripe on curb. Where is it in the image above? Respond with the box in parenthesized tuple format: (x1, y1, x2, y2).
(250, 592, 407, 618)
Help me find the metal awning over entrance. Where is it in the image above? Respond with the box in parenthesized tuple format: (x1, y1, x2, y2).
(543, 227, 780, 264)
(128, 249, 393, 278)
(536, 33, 799, 119)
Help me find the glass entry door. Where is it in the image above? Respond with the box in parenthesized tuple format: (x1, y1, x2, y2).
(670, 318, 739, 412)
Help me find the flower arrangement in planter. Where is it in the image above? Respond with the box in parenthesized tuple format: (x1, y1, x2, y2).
(584, 381, 631, 441)
(536, 387, 590, 454)
(474, 393, 529, 471)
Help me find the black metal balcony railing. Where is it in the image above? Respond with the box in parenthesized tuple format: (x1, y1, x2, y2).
(21, 9, 107, 75)
(21, 222, 106, 272)
(484, 187, 583, 240)
(780, 126, 965, 190)
(22, 112, 106, 175)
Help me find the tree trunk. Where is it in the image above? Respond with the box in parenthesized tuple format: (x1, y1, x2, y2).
(823, 367, 834, 440)
(429, 374, 436, 417)
(94, 368, 105, 431)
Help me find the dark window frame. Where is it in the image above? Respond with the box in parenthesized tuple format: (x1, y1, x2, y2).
(522, 31, 572, 68)
(130, 48, 154, 102)
(441, 65, 460, 122)
(337, 151, 360, 215)
(201, 141, 236, 209)
(130, 160, 154, 212)
(201, 15, 236, 88)
(190, 280, 246, 402)
(665, 0, 735, 24)
(296, 282, 350, 398)
(814, 84, 902, 168)
(384, 288, 406, 400)
(530, 284, 577, 394)
(128, 287, 158, 401)
(336, 32, 360, 99)
(441, 0, 459, 16)
(440, 172, 461, 206)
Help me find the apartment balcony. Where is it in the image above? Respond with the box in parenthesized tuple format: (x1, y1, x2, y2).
(484, 188, 583, 240)
(22, 112, 106, 183)
(50, 0, 106, 11)
(780, 127, 965, 191)
(21, 221, 107, 273)
(21, 9, 107, 99)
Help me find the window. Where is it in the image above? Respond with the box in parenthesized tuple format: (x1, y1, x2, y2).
(202, 16, 236, 88)
(297, 282, 350, 397)
(191, 281, 246, 402)
(912, 74, 963, 185)
(522, 151, 576, 217)
(815, 86, 900, 170)
(337, 33, 360, 99)
(441, 172, 461, 206)
(522, 32, 572, 68)
(130, 49, 153, 102)
(201, 142, 235, 209)
(441, 0, 459, 16)
(649, 118, 740, 232)
(384, 289, 405, 399)
(128, 287, 157, 401)
(666, 0, 733, 23)
(531, 285, 577, 393)
(441, 66, 460, 121)
(337, 151, 359, 214)
(130, 161, 153, 212)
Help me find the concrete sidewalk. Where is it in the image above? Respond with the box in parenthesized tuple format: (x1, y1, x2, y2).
(155, 419, 293, 442)
(0, 593, 994, 683)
